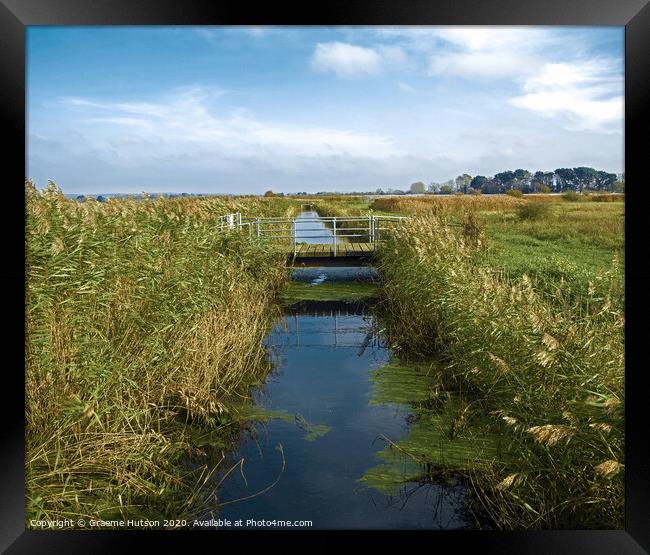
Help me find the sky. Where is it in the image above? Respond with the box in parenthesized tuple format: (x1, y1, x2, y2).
(26, 26, 624, 194)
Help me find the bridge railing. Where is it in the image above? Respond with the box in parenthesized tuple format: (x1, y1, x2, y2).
(216, 212, 242, 232)
(216, 212, 407, 256)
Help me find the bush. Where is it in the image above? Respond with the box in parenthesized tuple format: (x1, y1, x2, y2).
(562, 191, 580, 202)
(588, 193, 625, 203)
(506, 189, 523, 198)
(517, 202, 550, 220)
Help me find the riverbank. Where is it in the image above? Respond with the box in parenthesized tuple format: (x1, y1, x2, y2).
(25, 182, 300, 525)
(372, 212, 624, 529)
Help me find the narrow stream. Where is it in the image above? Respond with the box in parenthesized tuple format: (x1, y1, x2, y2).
(216, 296, 469, 529)
(209, 213, 471, 530)
(292, 210, 340, 244)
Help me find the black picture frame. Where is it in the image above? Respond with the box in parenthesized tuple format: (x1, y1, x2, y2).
(3, 1, 648, 552)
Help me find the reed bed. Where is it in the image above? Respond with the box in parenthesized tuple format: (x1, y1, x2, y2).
(310, 197, 369, 218)
(524, 193, 624, 203)
(369, 195, 525, 215)
(374, 213, 624, 529)
(26, 181, 297, 525)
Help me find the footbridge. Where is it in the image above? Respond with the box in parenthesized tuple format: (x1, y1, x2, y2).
(217, 210, 407, 264)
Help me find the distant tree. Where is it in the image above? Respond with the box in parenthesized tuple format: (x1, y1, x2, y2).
(439, 184, 454, 194)
(410, 181, 426, 194)
(75, 195, 86, 202)
(375, 188, 384, 195)
(494, 170, 516, 190)
(513, 169, 533, 192)
(481, 178, 502, 194)
(555, 168, 578, 191)
(614, 181, 625, 193)
(96, 195, 107, 203)
(532, 171, 555, 192)
(455, 173, 472, 194)
(470, 175, 488, 191)
(574, 167, 599, 191)
(264, 190, 276, 197)
(540, 185, 551, 194)
(533, 171, 555, 190)
(594, 170, 617, 191)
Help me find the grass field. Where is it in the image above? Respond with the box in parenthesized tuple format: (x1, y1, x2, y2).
(358, 195, 624, 305)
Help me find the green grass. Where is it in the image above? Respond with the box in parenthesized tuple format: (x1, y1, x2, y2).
(479, 203, 624, 307)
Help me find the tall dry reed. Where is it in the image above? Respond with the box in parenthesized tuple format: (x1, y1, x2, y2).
(375, 212, 624, 528)
(26, 181, 296, 525)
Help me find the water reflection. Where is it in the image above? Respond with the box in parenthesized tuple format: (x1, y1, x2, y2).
(213, 301, 470, 529)
(291, 266, 380, 283)
(294, 210, 339, 244)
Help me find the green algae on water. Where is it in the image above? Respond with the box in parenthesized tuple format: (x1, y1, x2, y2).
(369, 360, 442, 406)
(295, 414, 332, 441)
(281, 281, 379, 304)
(229, 404, 331, 442)
(361, 360, 511, 494)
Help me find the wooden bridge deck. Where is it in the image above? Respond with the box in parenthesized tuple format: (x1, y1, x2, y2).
(288, 242, 375, 258)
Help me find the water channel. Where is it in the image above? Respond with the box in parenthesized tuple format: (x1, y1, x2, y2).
(213, 212, 471, 529)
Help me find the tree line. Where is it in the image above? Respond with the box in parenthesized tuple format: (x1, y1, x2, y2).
(417, 167, 624, 195)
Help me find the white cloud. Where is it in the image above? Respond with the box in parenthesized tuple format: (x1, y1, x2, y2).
(427, 27, 554, 79)
(509, 61, 623, 132)
(59, 88, 400, 169)
(311, 42, 383, 77)
(377, 45, 407, 65)
(430, 50, 539, 79)
(434, 27, 550, 53)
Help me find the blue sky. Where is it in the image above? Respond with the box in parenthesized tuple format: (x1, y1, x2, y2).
(27, 26, 624, 194)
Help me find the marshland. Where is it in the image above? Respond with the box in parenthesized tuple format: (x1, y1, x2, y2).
(26, 182, 624, 529)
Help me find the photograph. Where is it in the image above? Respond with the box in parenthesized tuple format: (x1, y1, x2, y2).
(0, 0, 645, 548)
(22, 24, 628, 532)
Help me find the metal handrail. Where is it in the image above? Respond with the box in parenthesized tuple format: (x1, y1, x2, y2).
(216, 211, 409, 256)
